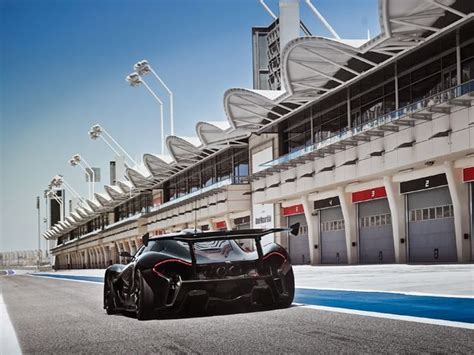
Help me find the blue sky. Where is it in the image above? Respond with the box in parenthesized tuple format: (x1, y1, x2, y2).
(0, 0, 379, 252)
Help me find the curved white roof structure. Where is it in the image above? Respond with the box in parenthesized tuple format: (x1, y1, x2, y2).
(224, 0, 469, 131)
(46, 0, 471, 239)
(104, 184, 127, 201)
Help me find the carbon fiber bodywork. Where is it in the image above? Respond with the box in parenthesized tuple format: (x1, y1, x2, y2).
(104, 227, 297, 318)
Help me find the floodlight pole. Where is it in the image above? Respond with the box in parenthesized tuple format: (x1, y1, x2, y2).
(79, 156, 95, 196)
(89, 125, 137, 167)
(138, 77, 165, 155)
(147, 66, 174, 136)
(73, 162, 93, 199)
(259, 0, 277, 19)
(304, 0, 341, 39)
(101, 128, 137, 166)
(36, 196, 41, 271)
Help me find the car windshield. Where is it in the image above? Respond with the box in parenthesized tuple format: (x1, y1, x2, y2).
(143, 238, 257, 263)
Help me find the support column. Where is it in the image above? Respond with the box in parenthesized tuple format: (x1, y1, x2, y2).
(84, 249, 89, 269)
(102, 246, 109, 267)
(89, 249, 94, 268)
(94, 248, 100, 268)
(301, 195, 319, 265)
(223, 214, 235, 231)
(383, 176, 407, 263)
(127, 239, 134, 255)
(456, 29, 461, 85)
(444, 161, 470, 262)
(206, 220, 215, 231)
(337, 186, 357, 264)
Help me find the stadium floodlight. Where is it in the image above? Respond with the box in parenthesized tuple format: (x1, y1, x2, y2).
(126, 71, 165, 155)
(49, 175, 86, 209)
(88, 124, 137, 167)
(133, 59, 174, 136)
(69, 154, 95, 198)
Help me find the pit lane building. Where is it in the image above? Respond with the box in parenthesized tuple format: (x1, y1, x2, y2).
(44, 0, 474, 269)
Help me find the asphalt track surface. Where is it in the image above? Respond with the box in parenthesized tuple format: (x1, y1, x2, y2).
(1, 275, 474, 354)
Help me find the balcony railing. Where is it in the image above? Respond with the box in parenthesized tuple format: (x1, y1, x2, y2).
(259, 79, 474, 172)
(150, 176, 249, 212)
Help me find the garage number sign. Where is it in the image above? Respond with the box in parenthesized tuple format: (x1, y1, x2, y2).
(399, 173, 448, 194)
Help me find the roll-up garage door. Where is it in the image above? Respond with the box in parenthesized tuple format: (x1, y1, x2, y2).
(358, 198, 395, 263)
(471, 182, 474, 261)
(464, 168, 474, 261)
(405, 180, 456, 262)
(320, 206, 347, 264)
(287, 214, 310, 265)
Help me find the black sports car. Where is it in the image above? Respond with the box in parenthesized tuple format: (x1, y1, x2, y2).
(103, 224, 299, 320)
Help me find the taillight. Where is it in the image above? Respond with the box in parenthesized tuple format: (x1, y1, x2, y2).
(263, 251, 287, 262)
(152, 259, 192, 278)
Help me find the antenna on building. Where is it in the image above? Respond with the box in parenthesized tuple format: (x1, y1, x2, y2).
(259, 0, 277, 20)
(304, 0, 341, 39)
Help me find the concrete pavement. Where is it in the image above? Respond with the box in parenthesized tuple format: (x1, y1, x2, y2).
(1, 274, 473, 354)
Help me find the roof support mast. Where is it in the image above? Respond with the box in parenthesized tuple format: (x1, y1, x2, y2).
(259, 0, 277, 19)
(304, 0, 341, 39)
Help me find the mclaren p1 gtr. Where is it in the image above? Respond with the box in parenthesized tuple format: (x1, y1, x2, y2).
(103, 224, 299, 320)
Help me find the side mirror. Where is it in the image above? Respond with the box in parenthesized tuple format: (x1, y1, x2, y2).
(289, 222, 300, 236)
(142, 232, 150, 247)
(119, 251, 132, 258)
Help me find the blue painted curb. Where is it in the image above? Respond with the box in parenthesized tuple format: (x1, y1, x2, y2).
(295, 288, 474, 324)
(31, 273, 474, 324)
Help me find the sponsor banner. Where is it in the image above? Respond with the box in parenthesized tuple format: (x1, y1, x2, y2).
(314, 196, 340, 210)
(234, 216, 250, 225)
(253, 203, 274, 245)
(282, 204, 304, 216)
(400, 173, 448, 194)
(463, 167, 474, 182)
(215, 221, 226, 230)
(352, 187, 387, 203)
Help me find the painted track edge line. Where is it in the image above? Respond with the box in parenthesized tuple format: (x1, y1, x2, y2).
(295, 286, 474, 299)
(28, 274, 102, 284)
(0, 293, 22, 354)
(299, 304, 474, 330)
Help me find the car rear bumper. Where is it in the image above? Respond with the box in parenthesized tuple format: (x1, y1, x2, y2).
(142, 271, 289, 313)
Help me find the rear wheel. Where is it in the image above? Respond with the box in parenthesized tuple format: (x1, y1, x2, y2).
(103, 274, 116, 315)
(278, 267, 295, 308)
(135, 270, 154, 320)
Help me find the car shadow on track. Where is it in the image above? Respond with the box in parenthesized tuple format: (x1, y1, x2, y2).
(111, 304, 300, 321)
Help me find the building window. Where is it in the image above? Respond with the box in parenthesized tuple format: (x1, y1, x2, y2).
(409, 204, 454, 222)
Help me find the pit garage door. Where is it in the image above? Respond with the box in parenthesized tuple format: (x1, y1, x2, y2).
(407, 186, 456, 262)
(287, 214, 310, 265)
(358, 199, 395, 263)
(470, 182, 474, 261)
(320, 207, 347, 264)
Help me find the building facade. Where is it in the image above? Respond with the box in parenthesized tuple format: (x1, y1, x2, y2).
(44, 0, 474, 269)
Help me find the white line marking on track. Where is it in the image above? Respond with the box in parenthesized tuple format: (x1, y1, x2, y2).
(0, 293, 22, 354)
(298, 304, 474, 330)
(28, 274, 102, 285)
(295, 286, 474, 299)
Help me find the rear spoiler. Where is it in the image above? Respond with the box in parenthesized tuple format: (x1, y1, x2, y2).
(149, 224, 300, 243)
(143, 223, 300, 270)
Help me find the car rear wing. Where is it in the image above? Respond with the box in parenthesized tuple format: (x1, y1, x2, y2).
(144, 224, 300, 270)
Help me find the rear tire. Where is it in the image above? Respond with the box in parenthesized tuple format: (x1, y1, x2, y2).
(278, 267, 295, 308)
(104, 274, 116, 315)
(135, 270, 154, 320)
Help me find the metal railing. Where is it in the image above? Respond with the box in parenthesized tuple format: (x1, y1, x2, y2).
(149, 175, 248, 212)
(260, 79, 474, 171)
